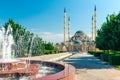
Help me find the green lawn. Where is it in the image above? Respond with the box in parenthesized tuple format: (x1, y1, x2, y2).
(113, 65, 120, 70)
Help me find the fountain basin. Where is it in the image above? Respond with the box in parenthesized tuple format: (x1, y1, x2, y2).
(0, 59, 39, 77)
(32, 61, 76, 80)
(0, 60, 75, 80)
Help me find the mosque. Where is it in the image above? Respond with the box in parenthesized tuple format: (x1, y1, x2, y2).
(55, 6, 97, 51)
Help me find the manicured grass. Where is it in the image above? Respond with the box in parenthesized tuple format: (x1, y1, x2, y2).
(114, 65, 120, 70)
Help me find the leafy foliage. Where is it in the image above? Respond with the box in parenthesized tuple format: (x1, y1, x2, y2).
(3, 19, 55, 57)
(44, 42, 54, 50)
(96, 13, 120, 51)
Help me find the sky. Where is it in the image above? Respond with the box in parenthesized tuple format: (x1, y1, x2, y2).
(0, 0, 120, 44)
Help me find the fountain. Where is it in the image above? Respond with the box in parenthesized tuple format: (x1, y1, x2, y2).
(0, 24, 39, 80)
(0, 25, 16, 62)
(0, 24, 76, 80)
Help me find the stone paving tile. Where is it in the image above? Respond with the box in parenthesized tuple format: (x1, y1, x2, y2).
(63, 52, 120, 80)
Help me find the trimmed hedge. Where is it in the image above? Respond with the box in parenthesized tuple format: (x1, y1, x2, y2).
(88, 51, 104, 58)
(59, 51, 67, 53)
(54, 50, 59, 53)
(44, 50, 59, 54)
(94, 52, 104, 58)
(88, 51, 94, 55)
(102, 53, 109, 62)
(109, 54, 120, 65)
(88, 51, 120, 65)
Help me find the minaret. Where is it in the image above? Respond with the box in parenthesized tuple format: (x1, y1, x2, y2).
(93, 5, 97, 40)
(64, 8, 66, 45)
(68, 17, 70, 41)
(91, 16, 94, 40)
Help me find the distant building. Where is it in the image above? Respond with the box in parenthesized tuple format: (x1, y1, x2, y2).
(68, 30, 94, 51)
(55, 6, 97, 51)
(55, 30, 95, 51)
(55, 43, 67, 51)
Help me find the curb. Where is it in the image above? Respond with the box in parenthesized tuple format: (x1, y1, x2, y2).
(49, 53, 73, 61)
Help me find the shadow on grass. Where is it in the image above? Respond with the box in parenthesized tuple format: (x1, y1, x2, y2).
(64, 54, 113, 69)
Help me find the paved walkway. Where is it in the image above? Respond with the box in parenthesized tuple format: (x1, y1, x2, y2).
(63, 52, 120, 80)
(19, 52, 72, 61)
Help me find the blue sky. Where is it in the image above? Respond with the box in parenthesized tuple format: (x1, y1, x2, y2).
(0, 0, 120, 43)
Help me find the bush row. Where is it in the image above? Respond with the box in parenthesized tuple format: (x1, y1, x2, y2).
(88, 51, 120, 65)
(88, 51, 104, 58)
(43, 50, 66, 55)
(109, 54, 120, 65)
(43, 50, 60, 54)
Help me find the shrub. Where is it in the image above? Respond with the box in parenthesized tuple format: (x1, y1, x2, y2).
(102, 53, 109, 62)
(59, 51, 66, 53)
(93, 52, 104, 58)
(88, 51, 104, 58)
(54, 50, 59, 54)
(89, 51, 120, 65)
(44, 50, 49, 54)
(109, 54, 120, 65)
(50, 50, 54, 54)
(88, 51, 94, 55)
(43, 50, 56, 54)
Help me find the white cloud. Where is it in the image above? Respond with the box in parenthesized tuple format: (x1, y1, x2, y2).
(38, 32, 63, 44)
(41, 32, 52, 35)
(32, 30, 92, 44)
(31, 30, 93, 44)
(87, 34, 91, 37)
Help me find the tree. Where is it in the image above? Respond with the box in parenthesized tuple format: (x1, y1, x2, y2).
(96, 12, 120, 51)
(45, 42, 54, 50)
(3, 19, 47, 57)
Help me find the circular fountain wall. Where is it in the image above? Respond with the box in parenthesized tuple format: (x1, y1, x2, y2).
(32, 61, 75, 80)
(0, 60, 75, 80)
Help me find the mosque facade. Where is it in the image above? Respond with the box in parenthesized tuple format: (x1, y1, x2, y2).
(55, 6, 97, 51)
